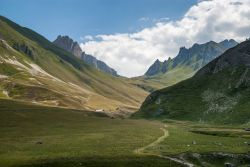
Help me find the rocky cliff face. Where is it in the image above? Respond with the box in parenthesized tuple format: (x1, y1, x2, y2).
(144, 59, 164, 76)
(53, 35, 82, 58)
(81, 53, 118, 76)
(145, 39, 238, 76)
(53, 35, 118, 76)
(196, 39, 250, 77)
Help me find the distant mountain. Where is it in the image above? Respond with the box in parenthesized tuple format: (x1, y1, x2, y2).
(137, 39, 250, 124)
(53, 35, 118, 76)
(0, 15, 147, 112)
(131, 40, 238, 92)
(145, 39, 238, 76)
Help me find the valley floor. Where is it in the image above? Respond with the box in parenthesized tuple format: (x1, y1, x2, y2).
(0, 99, 250, 167)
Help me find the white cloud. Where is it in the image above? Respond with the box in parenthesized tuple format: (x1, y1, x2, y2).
(80, 0, 250, 77)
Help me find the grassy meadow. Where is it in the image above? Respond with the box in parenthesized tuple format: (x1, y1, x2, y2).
(0, 99, 250, 167)
(0, 99, 182, 167)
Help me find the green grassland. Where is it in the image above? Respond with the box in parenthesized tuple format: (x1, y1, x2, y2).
(0, 99, 183, 167)
(143, 120, 250, 166)
(146, 120, 250, 155)
(130, 66, 195, 92)
(0, 99, 249, 167)
(1, 15, 250, 166)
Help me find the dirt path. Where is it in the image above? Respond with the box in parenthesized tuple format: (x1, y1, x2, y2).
(134, 125, 194, 167)
(134, 127, 169, 155)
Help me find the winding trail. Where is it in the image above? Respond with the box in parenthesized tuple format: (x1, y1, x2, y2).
(134, 125, 194, 167)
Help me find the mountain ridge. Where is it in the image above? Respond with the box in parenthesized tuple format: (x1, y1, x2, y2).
(53, 35, 118, 76)
(145, 39, 238, 76)
(137, 39, 250, 124)
(131, 39, 238, 92)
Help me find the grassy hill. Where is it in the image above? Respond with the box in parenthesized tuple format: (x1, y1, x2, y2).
(137, 40, 250, 124)
(0, 16, 148, 113)
(130, 66, 195, 92)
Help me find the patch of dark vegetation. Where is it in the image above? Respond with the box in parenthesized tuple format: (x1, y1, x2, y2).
(181, 152, 250, 167)
(13, 42, 34, 59)
(190, 129, 250, 138)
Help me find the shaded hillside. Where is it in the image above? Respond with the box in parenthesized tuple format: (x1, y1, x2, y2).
(137, 40, 250, 124)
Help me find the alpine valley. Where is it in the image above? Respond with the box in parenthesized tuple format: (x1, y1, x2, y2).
(1, 12, 250, 167)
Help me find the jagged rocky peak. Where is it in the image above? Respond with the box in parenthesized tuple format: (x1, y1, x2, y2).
(145, 39, 238, 77)
(154, 59, 162, 64)
(81, 53, 118, 76)
(196, 40, 250, 76)
(219, 39, 238, 49)
(145, 59, 164, 76)
(178, 46, 188, 53)
(53, 35, 82, 58)
(53, 35, 118, 76)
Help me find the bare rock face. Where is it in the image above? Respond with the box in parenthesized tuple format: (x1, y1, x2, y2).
(145, 59, 164, 76)
(81, 53, 118, 76)
(53, 35, 118, 76)
(196, 40, 250, 76)
(145, 39, 238, 76)
(53, 35, 82, 58)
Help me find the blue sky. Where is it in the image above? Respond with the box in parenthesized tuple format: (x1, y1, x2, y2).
(0, 0, 196, 41)
(1, 0, 249, 77)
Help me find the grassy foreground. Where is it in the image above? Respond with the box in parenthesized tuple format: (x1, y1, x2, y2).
(0, 99, 181, 167)
(1, 99, 250, 167)
(145, 120, 250, 154)
(144, 120, 250, 166)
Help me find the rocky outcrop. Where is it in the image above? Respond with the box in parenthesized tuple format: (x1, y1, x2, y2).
(145, 39, 238, 76)
(53, 35, 118, 76)
(145, 59, 164, 76)
(196, 40, 250, 76)
(53, 35, 82, 58)
(81, 53, 118, 76)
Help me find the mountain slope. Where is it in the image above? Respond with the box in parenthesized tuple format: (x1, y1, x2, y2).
(145, 40, 238, 76)
(133, 40, 238, 92)
(53, 35, 118, 76)
(0, 16, 147, 113)
(137, 40, 250, 124)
